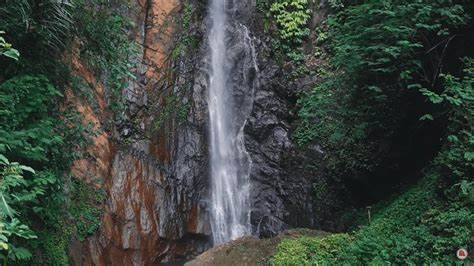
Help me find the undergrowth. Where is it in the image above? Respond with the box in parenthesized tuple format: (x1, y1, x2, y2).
(272, 174, 473, 264)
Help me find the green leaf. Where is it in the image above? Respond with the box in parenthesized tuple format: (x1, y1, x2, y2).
(2, 49, 20, 60)
(12, 247, 33, 260)
(0, 154, 9, 165)
(447, 135, 459, 143)
(419, 114, 434, 121)
(0, 193, 15, 218)
(407, 84, 422, 90)
(19, 165, 35, 174)
(368, 86, 382, 93)
(0, 241, 8, 250)
(459, 180, 472, 195)
(464, 152, 474, 161)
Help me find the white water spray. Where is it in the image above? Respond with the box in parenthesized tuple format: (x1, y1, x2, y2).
(208, 0, 257, 245)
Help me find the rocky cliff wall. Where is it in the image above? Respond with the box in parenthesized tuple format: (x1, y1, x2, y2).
(68, 0, 333, 264)
(69, 1, 211, 265)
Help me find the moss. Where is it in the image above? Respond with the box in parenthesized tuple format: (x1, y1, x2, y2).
(153, 95, 190, 131)
(272, 174, 474, 264)
(76, 0, 138, 113)
(37, 226, 73, 266)
(271, 234, 352, 265)
(172, 3, 199, 61)
(70, 179, 106, 241)
(32, 179, 105, 265)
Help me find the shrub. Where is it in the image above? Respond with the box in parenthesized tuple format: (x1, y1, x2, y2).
(270, 0, 311, 45)
(295, 0, 473, 194)
(0, 155, 37, 263)
(0, 75, 63, 162)
(272, 175, 473, 264)
(271, 234, 352, 265)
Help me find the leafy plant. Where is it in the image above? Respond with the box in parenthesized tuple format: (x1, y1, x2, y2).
(0, 71, 84, 266)
(75, 0, 137, 113)
(0, 75, 63, 162)
(271, 234, 351, 265)
(287, 0, 474, 263)
(295, 0, 472, 188)
(0, 0, 74, 51)
(268, 0, 311, 65)
(0, 32, 19, 60)
(434, 58, 474, 202)
(70, 180, 106, 241)
(0, 1, 115, 265)
(328, 0, 345, 10)
(273, 175, 473, 264)
(0, 155, 38, 263)
(270, 0, 311, 45)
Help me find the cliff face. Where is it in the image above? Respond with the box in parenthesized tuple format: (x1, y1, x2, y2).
(229, 0, 331, 237)
(70, 1, 210, 264)
(69, 0, 331, 264)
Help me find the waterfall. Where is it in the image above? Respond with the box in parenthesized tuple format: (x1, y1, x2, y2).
(207, 0, 258, 245)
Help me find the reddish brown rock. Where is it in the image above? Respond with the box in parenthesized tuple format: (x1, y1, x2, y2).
(68, 1, 211, 265)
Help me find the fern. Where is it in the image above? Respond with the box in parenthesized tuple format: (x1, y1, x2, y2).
(0, 156, 38, 262)
(0, 0, 75, 51)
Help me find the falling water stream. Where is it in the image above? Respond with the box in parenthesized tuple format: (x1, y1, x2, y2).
(208, 0, 257, 245)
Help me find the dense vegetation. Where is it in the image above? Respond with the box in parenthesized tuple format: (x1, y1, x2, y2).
(271, 0, 473, 264)
(0, 0, 134, 264)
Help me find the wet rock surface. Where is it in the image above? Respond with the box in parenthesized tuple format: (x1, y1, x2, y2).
(69, 0, 333, 264)
(231, 1, 324, 237)
(70, 0, 212, 264)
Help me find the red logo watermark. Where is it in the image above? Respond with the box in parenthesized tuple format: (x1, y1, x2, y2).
(457, 248, 468, 260)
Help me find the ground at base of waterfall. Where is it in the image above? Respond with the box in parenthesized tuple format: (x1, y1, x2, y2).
(185, 229, 329, 266)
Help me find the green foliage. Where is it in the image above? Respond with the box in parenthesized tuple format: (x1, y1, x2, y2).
(434, 59, 474, 192)
(270, 0, 311, 45)
(39, 230, 71, 266)
(0, 74, 80, 264)
(288, 1, 474, 263)
(171, 3, 199, 61)
(341, 175, 472, 264)
(75, 0, 137, 112)
(182, 3, 193, 30)
(153, 95, 190, 131)
(328, 0, 345, 10)
(0, 6, 97, 263)
(295, 71, 380, 181)
(172, 35, 199, 61)
(0, 33, 71, 264)
(0, 32, 19, 60)
(0, 1, 135, 264)
(0, 155, 38, 263)
(31, 179, 104, 265)
(271, 234, 351, 265)
(267, 0, 311, 64)
(70, 180, 106, 241)
(27, 177, 105, 265)
(295, 0, 473, 184)
(0, 75, 63, 162)
(23, 1, 137, 258)
(0, 0, 74, 51)
(273, 175, 473, 264)
(272, 237, 311, 265)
